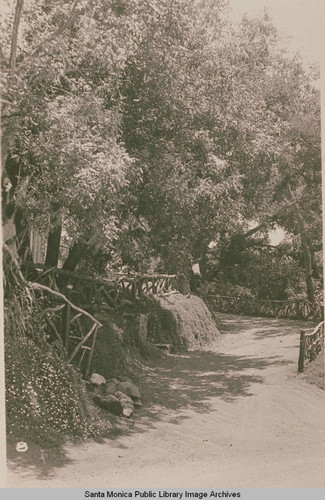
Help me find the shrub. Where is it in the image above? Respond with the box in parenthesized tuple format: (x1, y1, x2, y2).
(5, 336, 98, 447)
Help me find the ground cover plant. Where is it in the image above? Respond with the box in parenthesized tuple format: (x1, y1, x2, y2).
(5, 335, 98, 447)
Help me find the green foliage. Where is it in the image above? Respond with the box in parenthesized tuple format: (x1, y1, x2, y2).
(3, 249, 102, 448)
(3, 0, 141, 258)
(119, 0, 247, 272)
(204, 239, 308, 301)
(92, 318, 127, 380)
(5, 336, 98, 447)
(91, 295, 170, 380)
(1, 0, 322, 294)
(228, 252, 304, 301)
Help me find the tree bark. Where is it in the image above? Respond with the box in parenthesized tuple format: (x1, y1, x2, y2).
(53, 241, 87, 289)
(2, 0, 24, 260)
(199, 245, 208, 279)
(45, 219, 62, 267)
(2, 0, 24, 170)
(286, 185, 315, 303)
(9, 0, 24, 74)
(62, 241, 87, 272)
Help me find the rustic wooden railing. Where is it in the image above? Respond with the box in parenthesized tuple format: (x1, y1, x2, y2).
(3, 246, 102, 378)
(298, 321, 324, 372)
(205, 295, 323, 321)
(24, 263, 182, 311)
(30, 282, 102, 378)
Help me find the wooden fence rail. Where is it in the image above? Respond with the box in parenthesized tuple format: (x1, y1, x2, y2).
(205, 295, 323, 321)
(30, 282, 102, 378)
(24, 263, 181, 311)
(298, 321, 324, 372)
(4, 246, 101, 378)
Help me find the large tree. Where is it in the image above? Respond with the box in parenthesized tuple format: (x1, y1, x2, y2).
(2, 0, 144, 270)
(2, 1, 321, 303)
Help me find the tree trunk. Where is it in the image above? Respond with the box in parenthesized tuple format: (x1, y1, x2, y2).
(2, 0, 24, 263)
(9, 0, 24, 74)
(286, 185, 315, 303)
(62, 241, 86, 272)
(30, 228, 43, 263)
(311, 250, 320, 279)
(45, 220, 62, 267)
(199, 245, 208, 279)
(54, 241, 87, 289)
(243, 222, 270, 237)
(1, 0, 24, 170)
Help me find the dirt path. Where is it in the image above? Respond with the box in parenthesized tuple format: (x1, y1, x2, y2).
(7, 313, 325, 487)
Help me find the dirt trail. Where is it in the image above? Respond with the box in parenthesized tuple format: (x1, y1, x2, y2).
(7, 313, 325, 487)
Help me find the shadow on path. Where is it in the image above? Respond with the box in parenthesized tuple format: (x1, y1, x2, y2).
(7, 442, 72, 480)
(132, 348, 288, 432)
(8, 312, 307, 480)
(219, 313, 315, 339)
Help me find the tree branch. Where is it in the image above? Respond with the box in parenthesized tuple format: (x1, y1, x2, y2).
(9, 0, 24, 74)
(19, 0, 80, 67)
(28, 282, 102, 326)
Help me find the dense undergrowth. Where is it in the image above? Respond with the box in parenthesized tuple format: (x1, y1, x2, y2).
(91, 295, 177, 381)
(91, 292, 220, 383)
(91, 315, 160, 383)
(3, 250, 106, 449)
(4, 294, 104, 449)
(5, 335, 99, 447)
(4, 247, 219, 452)
(4, 273, 166, 449)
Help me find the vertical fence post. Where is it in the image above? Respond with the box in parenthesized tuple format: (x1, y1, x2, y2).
(85, 325, 98, 379)
(62, 304, 71, 354)
(132, 282, 137, 301)
(298, 330, 306, 373)
(137, 279, 143, 297)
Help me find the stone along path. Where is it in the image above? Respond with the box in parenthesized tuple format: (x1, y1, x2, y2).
(7, 313, 325, 487)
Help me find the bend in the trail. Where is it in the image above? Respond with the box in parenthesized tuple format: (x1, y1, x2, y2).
(7, 313, 325, 488)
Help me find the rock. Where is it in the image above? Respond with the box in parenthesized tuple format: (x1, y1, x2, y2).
(114, 391, 133, 404)
(105, 382, 117, 395)
(116, 380, 141, 400)
(96, 394, 119, 405)
(114, 391, 134, 418)
(93, 395, 122, 416)
(132, 397, 142, 408)
(90, 373, 106, 385)
(122, 407, 133, 418)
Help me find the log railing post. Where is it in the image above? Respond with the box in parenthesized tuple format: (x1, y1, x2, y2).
(85, 325, 98, 379)
(137, 279, 143, 297)
(298, 330, 306, 373)
(62, 303, 71, 353)
(132, 282, 137, 301)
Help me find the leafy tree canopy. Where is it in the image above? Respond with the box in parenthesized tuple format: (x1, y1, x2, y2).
(1, 0, 321, 301)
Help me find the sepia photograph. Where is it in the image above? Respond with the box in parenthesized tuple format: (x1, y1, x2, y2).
(1, 0, 324, 492)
